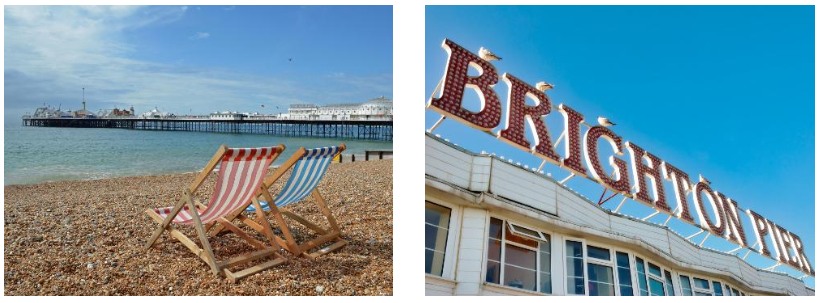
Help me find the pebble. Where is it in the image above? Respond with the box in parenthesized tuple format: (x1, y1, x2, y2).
(4, 160, 393, 295)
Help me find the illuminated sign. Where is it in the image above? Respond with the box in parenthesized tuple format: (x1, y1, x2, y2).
(427, 38, 815, 277)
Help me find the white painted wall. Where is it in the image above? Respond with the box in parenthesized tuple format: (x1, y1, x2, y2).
(425, 133, 813, 296)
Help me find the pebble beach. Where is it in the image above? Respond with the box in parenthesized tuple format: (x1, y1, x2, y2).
(4, 159, 393, 295)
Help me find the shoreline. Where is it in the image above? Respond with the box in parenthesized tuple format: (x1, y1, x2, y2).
(3, 152, 393, 187)
(4, 159, 393, 295)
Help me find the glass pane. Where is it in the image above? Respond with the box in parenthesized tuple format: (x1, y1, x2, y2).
(488, 217, 502, 239)
(588, 263, 614, 284)
(649, 278, 666, 296)
(620, 285, 634, 296)
(425, 202, 450, 226)
(539, 272, 552, 294)
(587, 245, 611, 261)
(485, 260, 500, 284)
(615, 252, 633, 296)
(425, 249, 445, 276)
(664, 270, 675, 296)
(588, 263, 615, 296)
(567, 276, 585, 295)
(713, 282, 723, 296)
(566, 255, 584, 277)
(503, 264, 536, 291)
(510, 223, 542, 239)
(487, 239, 501, 261)
(648, 263, 662, 277)
(680, 275, 693, 296)
(635, 258, 649, 296)
(693, 278, 710, 290)
(695, 291, 712, 296)
(505, 228, 538, 248)
(539, 238, 551, 273)
(731, 288, 738, 296)
(566, 240, 583, 257)
(425, 224, 446, 250)
(504, 244, 536, 269)
(589, 280, 615, 296)
(616, 251, 630, 266)
(725, 285, 732, 296)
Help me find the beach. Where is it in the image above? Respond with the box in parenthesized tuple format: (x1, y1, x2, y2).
(4, 159, 393, 295)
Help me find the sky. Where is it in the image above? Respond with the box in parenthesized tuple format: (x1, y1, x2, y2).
(426, 6, 815, 287)
(4, 5, 392, 121)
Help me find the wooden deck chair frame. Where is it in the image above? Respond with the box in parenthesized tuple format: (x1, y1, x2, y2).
(143, 144, 288, 283)
(212, 144, 347, 258)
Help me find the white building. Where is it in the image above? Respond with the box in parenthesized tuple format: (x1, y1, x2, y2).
(210, 111, 246, 120)
(425, 133, 814, 296)
(140, 108, 174, 119)
(287, 96, 393, 121)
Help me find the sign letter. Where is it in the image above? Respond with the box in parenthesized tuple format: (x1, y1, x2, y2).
(497, 73, 561, 163)
(427, 39, 502, 131)
(583, 126, 630, 194)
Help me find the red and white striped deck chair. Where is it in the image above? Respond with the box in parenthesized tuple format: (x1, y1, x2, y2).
(143, 144, 287, 282)
(213, 144, 347, 258)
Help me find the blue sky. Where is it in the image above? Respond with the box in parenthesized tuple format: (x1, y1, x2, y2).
(426, 6, 814, 287)
(4, 5, 392, 121)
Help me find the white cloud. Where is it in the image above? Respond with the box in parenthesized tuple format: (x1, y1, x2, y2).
(190, 32, 210, 40)
(3, 5, 392, 119)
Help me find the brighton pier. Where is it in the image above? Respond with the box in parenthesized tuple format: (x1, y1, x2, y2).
(22, 117, 393, 141)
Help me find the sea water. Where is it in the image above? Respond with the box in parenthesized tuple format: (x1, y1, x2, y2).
(3, 123, 392, 185)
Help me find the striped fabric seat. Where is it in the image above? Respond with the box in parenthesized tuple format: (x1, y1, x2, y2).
(154, 147, 279, 225)
(247, 146, 341, 211)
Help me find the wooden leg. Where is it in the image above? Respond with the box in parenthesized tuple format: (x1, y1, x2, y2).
(252, 197, 282, 250)
(311, 190, 340, 232)
(144, 198, 187, 251)
(268, 203, 301, 255)
(186, 197, 221, 276)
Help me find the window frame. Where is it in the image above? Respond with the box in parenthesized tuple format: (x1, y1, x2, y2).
(483, 216, 553, 294)
(680, 273, 714, 296)
(424, 198, 460, 280)
(584, 241, 618, 296)
(613, 250, 639, 296)
(563, 236, 588, 296)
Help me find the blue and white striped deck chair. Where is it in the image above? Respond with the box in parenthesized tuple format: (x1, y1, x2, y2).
(217, 144, 347, 258)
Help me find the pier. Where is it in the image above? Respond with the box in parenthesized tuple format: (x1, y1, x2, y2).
(22, 118, 393, 141)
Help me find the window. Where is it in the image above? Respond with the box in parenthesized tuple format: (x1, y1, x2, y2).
(615, 252, 634, 296)
(646, 263, 665, 296)
(713, 281, 723, 296)
(692, 277, 713, 296)
(679, 275, 693, 296)
(663, 270, 675, 296)
(635, 257, 649, 296)
(586, 245, 615, 296)
(566, 240, 585, 295)
(425, 202, 450, 276)
(725, 284, 732, 296)
(485, 218, 552, 294)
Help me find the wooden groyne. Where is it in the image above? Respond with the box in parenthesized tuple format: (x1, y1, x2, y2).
(22, 118, 393, 141)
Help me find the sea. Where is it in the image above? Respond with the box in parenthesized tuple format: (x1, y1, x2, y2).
(3, 123, 392, 185)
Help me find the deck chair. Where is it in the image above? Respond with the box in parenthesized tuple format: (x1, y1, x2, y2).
(213, 144, 346, 258)
(143, 144, 287, 282)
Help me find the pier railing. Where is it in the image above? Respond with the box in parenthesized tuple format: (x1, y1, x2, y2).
(22, 118, 393, 141)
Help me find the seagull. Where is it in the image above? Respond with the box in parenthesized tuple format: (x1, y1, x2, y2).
(699, 174, 711, 185)
(479, 47, 501, 61)
(597, 116, 616, 127)
(535, 82, 554, 92)
(289, 58, 292, 62)
(261, 104, 265, 108)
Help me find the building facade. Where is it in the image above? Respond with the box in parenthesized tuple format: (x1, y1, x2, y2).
(287, 96, 393, 121)
(425, 133, 814, 296)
